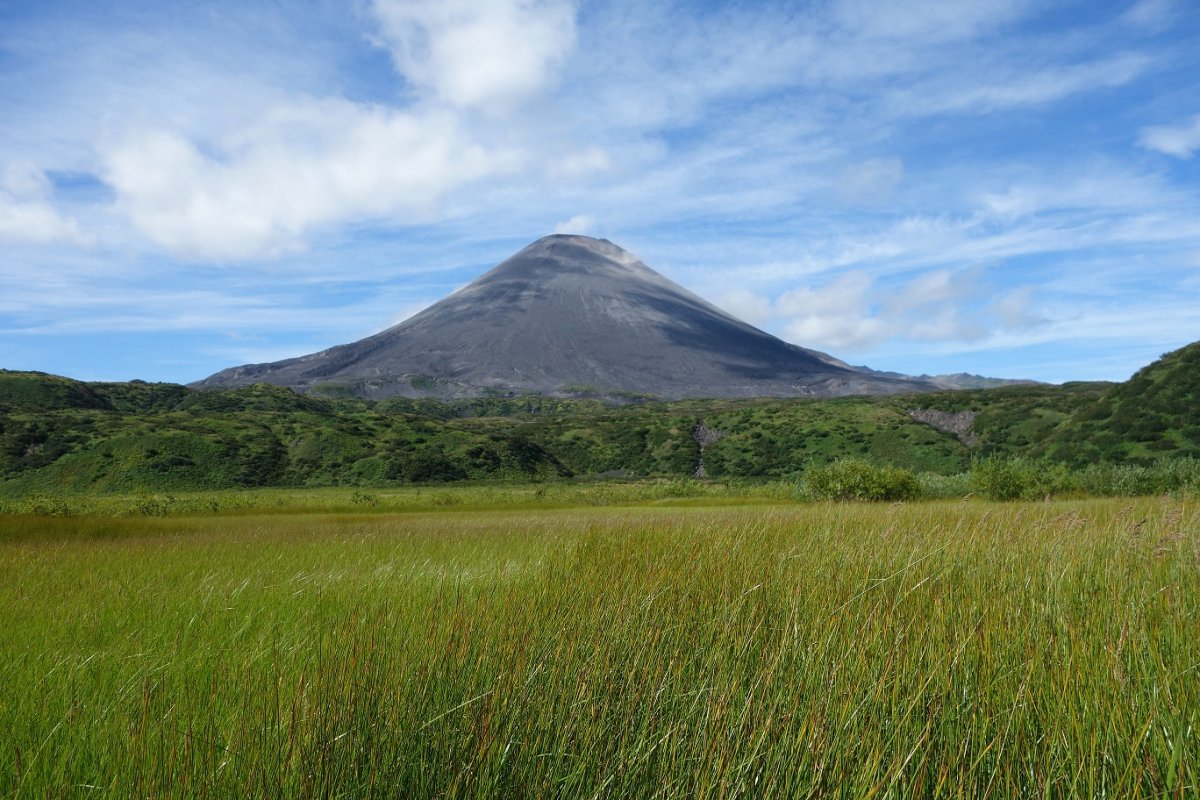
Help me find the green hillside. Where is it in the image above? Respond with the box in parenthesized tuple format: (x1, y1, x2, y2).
(1, 343, 1196, 496)
(0, 379, 572, 494)
(0, 369, 113, 411)
(1037, 342, 1200, 465)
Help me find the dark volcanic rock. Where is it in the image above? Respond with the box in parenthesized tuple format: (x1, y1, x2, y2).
(907, 409, 980, 446)
(195, 235, 937, 399)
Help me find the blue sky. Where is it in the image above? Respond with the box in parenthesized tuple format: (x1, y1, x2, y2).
(1, 0, 1198, 385)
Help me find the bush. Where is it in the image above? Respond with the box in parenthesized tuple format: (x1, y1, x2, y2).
(968, 458, 1043, 500)
(799, 458, 920, 502)
(1068, 458, 1200, 497)
(968, 458, 1073, 500)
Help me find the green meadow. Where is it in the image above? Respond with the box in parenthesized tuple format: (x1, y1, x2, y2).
(3, 497, 1197, 797)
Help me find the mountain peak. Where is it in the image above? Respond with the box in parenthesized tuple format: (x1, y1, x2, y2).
(195, 235, 935, 400)
(478, 233, 658, 282)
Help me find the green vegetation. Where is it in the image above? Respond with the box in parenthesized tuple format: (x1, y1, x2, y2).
(893, 381, 1109, 458)
(3, 499, 1197, 796)
(1038, 341, 1200, 464)
(968, 456, 1200, 501)
(797, 457, 920, 501)
(1, 341, 1197, 499)
(0, 371, 1108, 497)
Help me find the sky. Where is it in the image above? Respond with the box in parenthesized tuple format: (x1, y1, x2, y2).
(1, 0, 1198, 385)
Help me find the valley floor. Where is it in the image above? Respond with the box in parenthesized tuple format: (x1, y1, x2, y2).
(2, 498, 1197, 797)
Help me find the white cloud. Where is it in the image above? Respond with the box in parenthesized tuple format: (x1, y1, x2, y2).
(991, 285, 1044, 329)
(776, 272, 882, 348)
(717, 287, 774, 326)
(893, 53, 1150, 117)
(101, 101, 522, 260)
(0, 194, 86, 246)
(888, 266, 982, 312)
(720, 266, 1045, 352)
(370, 0, 577, 111)
(553, 213, 594, 234)
(1138, 115, 1200, 158)
(0, 162, 87, 246)
(776, 271, 873, 319)
(87, 1, 586, 261)
(1, 161, 54, 199)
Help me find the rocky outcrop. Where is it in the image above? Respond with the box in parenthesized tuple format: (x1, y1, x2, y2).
(908, 409, 979, 446)
(692, 421, 727, 477)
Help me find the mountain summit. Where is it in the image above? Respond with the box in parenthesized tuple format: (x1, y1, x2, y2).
(195, 234, 935, 399)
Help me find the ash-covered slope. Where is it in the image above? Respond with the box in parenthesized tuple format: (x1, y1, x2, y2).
(195, 235, 935, 399)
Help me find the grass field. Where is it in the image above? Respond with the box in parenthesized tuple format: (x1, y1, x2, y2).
(2, 498, 1197, 797)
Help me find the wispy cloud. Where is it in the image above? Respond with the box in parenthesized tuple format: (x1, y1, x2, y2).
(1121, 0, 1179, 30)
(1138, 114, 1200, 158)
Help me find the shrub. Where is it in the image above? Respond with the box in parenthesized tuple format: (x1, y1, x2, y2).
(799, 458, 920, 502)
(968, 458, 1040, 500)
(968, 458, 1072, 500)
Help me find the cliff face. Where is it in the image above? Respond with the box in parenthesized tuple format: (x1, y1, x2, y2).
(195, 234, 935, 400)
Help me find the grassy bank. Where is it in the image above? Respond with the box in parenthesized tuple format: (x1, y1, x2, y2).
(3, 499, 1197, 797)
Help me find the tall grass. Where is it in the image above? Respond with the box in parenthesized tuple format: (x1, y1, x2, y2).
(0, 479, 795, 518)
(2, 499, 1197, 797)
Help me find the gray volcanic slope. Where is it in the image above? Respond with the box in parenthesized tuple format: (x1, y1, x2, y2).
(195, 235, 935, 399)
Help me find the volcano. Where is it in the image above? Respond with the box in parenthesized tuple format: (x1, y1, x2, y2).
(195, 234, 936, 399)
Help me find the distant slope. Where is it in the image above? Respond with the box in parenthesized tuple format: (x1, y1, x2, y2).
(0, 370, 1072, 494)
(828, 361, 1041, 390)
(195, 235, 935, 400)
(894, 382, 1111, 457)
(1037, 342, 1200, 464)
(0, 370, 113, 411)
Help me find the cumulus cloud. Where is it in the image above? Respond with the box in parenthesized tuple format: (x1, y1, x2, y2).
(101, 102, 521, 260)
(776, 272, 884, 348)
(553, 213, 594, 234)
(717, 287, 774, 326)
(1138, 115, 1200, 158)
(370, 0, 577, 111)
(89, 1, 584, 261)
(0, 162, 87, 245)
(719, 266, 1044, 352)
(0, 195, 86, 246)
